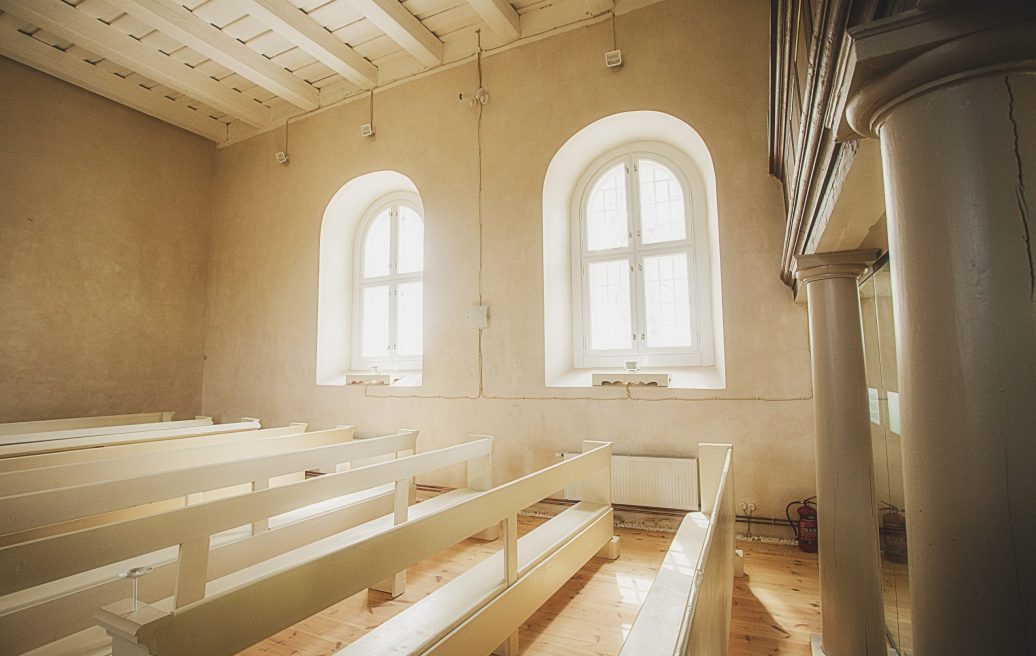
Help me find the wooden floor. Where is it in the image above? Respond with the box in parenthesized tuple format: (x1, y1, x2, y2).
(240, 517, 823, 656)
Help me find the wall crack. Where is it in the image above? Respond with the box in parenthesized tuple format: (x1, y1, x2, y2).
(1005, 75, 1035, 301)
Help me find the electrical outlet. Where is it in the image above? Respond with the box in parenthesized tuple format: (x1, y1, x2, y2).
(467, 305, 489, 329)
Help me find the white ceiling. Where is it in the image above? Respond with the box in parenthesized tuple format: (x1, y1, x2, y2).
(0, 0, 637, 144)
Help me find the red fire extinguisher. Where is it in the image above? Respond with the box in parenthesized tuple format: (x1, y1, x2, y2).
(786, 497, 818, 553)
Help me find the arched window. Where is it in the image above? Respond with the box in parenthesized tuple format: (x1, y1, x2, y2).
(544, 113, 723, 389)
(353, 192, 424, 371)
(573, 143, 710, 368)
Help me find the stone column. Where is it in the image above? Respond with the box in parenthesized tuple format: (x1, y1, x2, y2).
(839, 5, 1036, 654)
(794, 250, 886, 656)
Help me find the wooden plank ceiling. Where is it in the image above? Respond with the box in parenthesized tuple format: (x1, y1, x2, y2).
(0, 0, 622, 144)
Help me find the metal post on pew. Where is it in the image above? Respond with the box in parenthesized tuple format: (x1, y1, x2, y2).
(467, 434, 500, 541)
(97, 601, 170, 656)
(582, 440, 621, 560)
(174, 537, 211, 608)
(370, 429, 418, 598)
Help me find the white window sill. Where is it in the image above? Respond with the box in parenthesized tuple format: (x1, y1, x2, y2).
(318, 372, 423, 387)
(548, 366, 724, 390)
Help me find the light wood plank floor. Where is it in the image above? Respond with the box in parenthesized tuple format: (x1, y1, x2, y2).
(239, 517, 822, 656)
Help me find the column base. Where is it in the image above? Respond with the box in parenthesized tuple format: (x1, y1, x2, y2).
(811, 634, 825, 655)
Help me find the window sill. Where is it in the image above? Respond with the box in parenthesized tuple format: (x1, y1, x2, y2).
(318, 372, 423, 387)
(548, 366, 724, 390)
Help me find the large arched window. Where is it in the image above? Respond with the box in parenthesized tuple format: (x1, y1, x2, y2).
(573, 143, 710, 368)
(352, 192, 424, 371)
(543, 112, 723, 388)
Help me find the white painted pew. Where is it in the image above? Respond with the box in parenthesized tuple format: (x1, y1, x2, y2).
(0, 418, 258, 459)
(618, 443, 735, 656)
(0, 424, 317, 496)
(0, 423, 303, 473)
(0, 417, 214, 448)
(1, 433, 486, 656)
(0, 426, 372, 538)
(94, 440, 615, 656)
(0, 411, 175, 437)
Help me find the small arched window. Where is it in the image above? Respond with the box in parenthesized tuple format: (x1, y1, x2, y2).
(572, 143, 712, 368)
(353, 192, 424, 371)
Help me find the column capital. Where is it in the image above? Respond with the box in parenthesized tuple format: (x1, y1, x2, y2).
(831, 3, 1036, 140)
(794, 249, 880, 286)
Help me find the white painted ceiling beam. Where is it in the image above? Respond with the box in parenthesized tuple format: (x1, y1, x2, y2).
(0, 26, 227, 141)
(349, 0, 444, 67)
(232, 0, 379, 89)
(466, 0, 519, 41)
(0, 0, 272, 127)
(106, 0, 320, 111)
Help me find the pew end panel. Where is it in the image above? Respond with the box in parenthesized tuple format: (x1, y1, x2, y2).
(618, 443, 735, 656)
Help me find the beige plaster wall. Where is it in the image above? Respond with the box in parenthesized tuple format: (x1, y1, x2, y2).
(0, 57, 214, 423)
(202, 0, 816, 521)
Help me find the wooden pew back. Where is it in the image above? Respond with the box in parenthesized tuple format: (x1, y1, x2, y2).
(0, 426, 372, 538)
(0, 424, 317, 496)
(0, 411, 174, 437)
(1, 430, 457, 656)
(0, 418, 262, 458)
(0, 423, 303, 473)
(95, 440, 613, 656)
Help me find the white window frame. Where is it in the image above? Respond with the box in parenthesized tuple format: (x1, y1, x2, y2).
(351, 191, 424, 372)
(571, 141, 714, 369)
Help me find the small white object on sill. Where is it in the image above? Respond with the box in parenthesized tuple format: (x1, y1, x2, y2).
(346, 373, 401, 385)
(592, 373, 671, 387)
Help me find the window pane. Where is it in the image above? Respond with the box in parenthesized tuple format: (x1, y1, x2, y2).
(643, 253, 692, 348)
(396, 281, 423, 357)
(588, 259, 632, 351)
(586, 164, 628, 251)
(397, 206, 424, 274)
(363, 209, 391, 278)
(639, 160, 686, 245)
(361, 285, 390, 358)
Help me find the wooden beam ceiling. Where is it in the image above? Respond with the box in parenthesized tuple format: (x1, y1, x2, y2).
(348, 0, 444, 68)
(0, 26, 227, 141)
(0, 0, 272, 127)
(0, 0, 663, 144)
(106, 0, 320, 111)
(465, 0, 520, 41)
(232, 0, 379, 89)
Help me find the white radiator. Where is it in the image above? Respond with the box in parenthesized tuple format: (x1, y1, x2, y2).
(559, 453, 699, 510)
